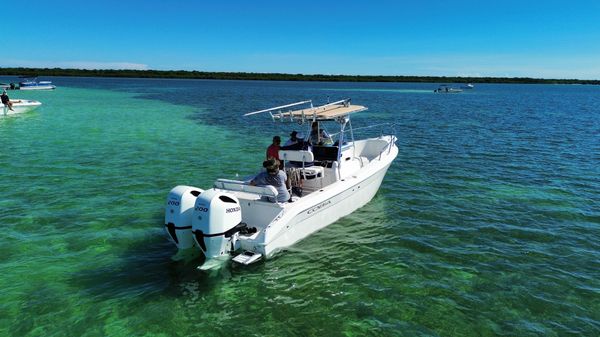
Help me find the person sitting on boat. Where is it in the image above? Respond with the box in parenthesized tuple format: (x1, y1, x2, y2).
(250, 159, 290, 203)
(1, 90, 14, 111)
(280, 134, 314, 168)
(284, 131, 300, 146)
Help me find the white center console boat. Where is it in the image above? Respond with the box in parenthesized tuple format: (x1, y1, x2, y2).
(164, 99, 398, 269)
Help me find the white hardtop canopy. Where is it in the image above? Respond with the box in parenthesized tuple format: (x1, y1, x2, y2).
(244, 99, 367, 123)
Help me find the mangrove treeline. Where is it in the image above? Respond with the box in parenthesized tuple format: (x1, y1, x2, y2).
(1, 67, 598, 85)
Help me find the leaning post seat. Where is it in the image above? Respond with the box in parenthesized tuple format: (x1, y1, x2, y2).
(279, 150, 324, 188)
(278, 150, 314, 164)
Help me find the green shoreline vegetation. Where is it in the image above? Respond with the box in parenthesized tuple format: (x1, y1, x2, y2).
(1, 67, 599, 84)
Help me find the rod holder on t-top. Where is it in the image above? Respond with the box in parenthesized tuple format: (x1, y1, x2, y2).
(244, 98, 363, 125)
(244, 100, 313, 118)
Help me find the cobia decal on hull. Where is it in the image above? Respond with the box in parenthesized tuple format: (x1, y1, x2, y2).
(307, 200, 332, 215)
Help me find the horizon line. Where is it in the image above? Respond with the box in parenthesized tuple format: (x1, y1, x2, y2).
(0, 67, 598, 83)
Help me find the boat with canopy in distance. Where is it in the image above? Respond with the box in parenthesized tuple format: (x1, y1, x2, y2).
(434, 84, 463, 93)
(164, 98, 398, 269)
(18, 77, 56, 90)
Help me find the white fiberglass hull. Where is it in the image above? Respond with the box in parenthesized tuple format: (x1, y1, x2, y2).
(242, 142, 398, 259)
(2, 100, 42, 116)
(259, 162, 392, 258)
(19, 85, 56, 90)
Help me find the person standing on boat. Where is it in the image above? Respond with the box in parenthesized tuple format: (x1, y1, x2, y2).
(309, 121, 333, 146)
(266, 136, 281, 160)
(1, 90, 14, 111)
(250, 159, 290, 203)
(309, 122, 320, 145)
(266, 135, 283, 169)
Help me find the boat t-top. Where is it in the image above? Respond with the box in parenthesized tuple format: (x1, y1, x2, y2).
(164, 99, 398, 269)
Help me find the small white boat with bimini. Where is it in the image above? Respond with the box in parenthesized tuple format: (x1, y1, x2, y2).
(164, 99, 398, 269)
(434, 84, 462, 93)
(18, 77, 56, 90)
(2, 99, 42, 116)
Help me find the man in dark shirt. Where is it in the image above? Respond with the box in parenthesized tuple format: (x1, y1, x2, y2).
(1, 90, 14, 111)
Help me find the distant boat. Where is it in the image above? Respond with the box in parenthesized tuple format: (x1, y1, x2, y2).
(18, 77, 56, 90)
(461, 83, 475, 89)
(2, 99, 42, 116)
(434, 84, 462, 93)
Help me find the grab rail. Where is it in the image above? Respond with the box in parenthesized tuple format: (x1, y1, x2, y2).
(333, 122, 397, 157)
(331, 122, 397, 137)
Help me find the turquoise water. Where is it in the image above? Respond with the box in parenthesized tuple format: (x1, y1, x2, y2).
(0, 78, 598, 336)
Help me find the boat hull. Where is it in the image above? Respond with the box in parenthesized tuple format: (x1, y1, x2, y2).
(19, 85, 56, 90)
(243, 142, 398, 259)
(2, 100, 42, 116)
(264, 162, 391, 258)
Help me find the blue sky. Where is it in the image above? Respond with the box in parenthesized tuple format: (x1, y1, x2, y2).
(4, 0, 600, 79)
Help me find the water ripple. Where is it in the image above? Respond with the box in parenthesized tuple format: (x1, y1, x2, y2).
(1, 79, 599, 336)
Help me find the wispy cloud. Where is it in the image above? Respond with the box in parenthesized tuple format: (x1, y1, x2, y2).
(58, 61, 149, 70)
(3, 59, 149, 70)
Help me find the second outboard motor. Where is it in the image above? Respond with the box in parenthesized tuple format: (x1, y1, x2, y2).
(165, 185, 204, 250)
(192, 189, 245, 260)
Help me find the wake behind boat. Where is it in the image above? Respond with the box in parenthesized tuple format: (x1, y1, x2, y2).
(164, 99, 398, 269)
(2, 99, 42, 116)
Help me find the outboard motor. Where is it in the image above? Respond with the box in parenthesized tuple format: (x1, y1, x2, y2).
(192, 189, 248, 260)
(165, 185, 204, 250)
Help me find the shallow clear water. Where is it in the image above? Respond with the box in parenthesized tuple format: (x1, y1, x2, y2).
(0, 77, 598, 337)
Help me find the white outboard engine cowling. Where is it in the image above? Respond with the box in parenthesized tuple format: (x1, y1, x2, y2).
(165, 185, 204, 250)
(192, 189, 246, 260)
